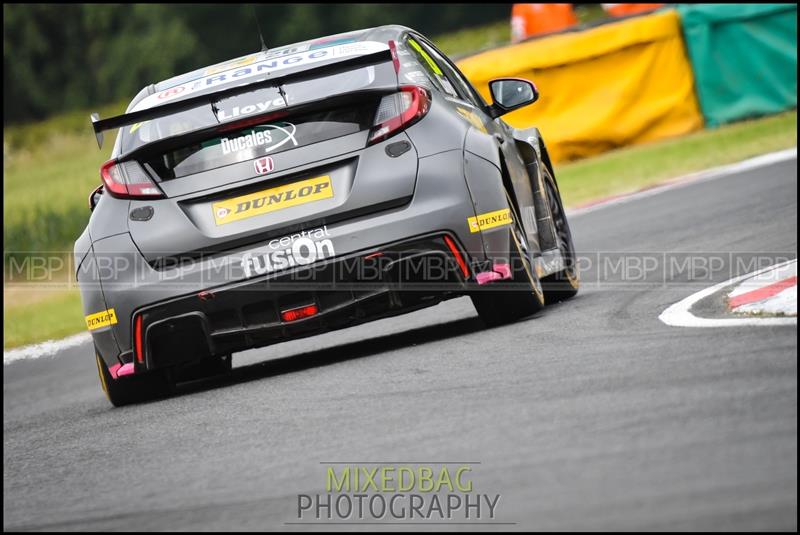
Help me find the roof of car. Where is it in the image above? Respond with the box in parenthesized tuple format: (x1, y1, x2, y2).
(152, 25, 410, 93)
(97, 25, 424, 152)
(116, 25, 415, 117)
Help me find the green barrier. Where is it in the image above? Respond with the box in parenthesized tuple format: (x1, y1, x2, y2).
(678, 3, 797, 127)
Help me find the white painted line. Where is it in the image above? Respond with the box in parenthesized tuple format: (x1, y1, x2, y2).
(568, 147, 797, 217)
(3, 332, 92, 365)
(659, 259, 798, 327)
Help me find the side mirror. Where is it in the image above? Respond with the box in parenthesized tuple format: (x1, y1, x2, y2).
(487, 78, 539, 118)
(88, 185, 103, 212)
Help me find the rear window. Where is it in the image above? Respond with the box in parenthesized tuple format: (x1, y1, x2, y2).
(119, 63, 382, 157)
(145, 104, 376, 180)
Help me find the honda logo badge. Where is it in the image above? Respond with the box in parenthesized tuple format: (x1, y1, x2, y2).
(254, 156, 275, 175)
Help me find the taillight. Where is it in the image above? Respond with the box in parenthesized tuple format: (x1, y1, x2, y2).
(368, 85, 431, 145)
(217, 110, 289, 133)
(100, 159, 163, 199)
(388, 40, 400, 73)
(134, 314, 144, 364)
(444, 235, 470, 279)
(281, 304, 319, 323)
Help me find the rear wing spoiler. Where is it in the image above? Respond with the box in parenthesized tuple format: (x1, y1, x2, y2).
(90, 46, 393, 149)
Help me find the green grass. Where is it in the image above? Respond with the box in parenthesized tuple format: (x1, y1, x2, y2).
(3, 101, 126, 259)
(3, 289, 84, 349)
(4, 100, 127, 152)
(432, 21, 510, 58)
(555, 111, 797, 207)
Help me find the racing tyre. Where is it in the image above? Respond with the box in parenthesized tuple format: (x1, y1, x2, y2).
(95, 353, 173, 407)
(540, 167, 579, 303)
(471, 192, 545, 327)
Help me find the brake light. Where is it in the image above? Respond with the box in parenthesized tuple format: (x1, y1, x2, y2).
(281, 304, 319, 323)
(388, 40, 400, 73)
(217, 110, 289, 133)
(134, 314, 144, 364)
(100, 160, 163, 199)
(368, 85, 431, 145)
(444, 235, 470, 279)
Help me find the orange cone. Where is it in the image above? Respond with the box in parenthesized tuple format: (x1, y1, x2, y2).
(511, 3, 579, 43)
(601, 4, 664, 18)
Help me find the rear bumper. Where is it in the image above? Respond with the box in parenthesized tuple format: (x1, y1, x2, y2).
(132, 233, 470, 372)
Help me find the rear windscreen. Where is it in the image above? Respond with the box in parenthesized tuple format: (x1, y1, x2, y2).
(119, 62, 384, 155)
(145, 104, 377, 180)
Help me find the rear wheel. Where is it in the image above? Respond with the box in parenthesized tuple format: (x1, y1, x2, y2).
(95, 353, 172, 407)
(471, 192, 545, 327)
(540, 167, 579, 303)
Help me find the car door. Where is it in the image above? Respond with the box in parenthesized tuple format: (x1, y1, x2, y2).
(409, 34, 542, 252)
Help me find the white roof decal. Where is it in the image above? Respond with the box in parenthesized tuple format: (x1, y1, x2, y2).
(134, 41, 389, 112)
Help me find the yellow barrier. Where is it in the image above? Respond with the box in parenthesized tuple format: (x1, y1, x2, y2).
(458, 10, 704, 163)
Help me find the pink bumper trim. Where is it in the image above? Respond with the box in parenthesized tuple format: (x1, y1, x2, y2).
(475, 263, 513, 285)
(476, 271, 502, 285)
(492, 263, 512, 280)
(108, 363, 122, 379)
(117, 363, 135, 377)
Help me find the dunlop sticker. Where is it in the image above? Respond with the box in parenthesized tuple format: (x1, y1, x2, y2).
(86, 309, 118, 331)
(213, 175, 333, 225)
(467, 208, 513, 233)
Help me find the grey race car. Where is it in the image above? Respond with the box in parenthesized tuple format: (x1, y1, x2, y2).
(78, 25, 579, 406)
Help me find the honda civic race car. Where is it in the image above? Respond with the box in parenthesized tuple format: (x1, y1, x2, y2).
(78, 25, 579, 406)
